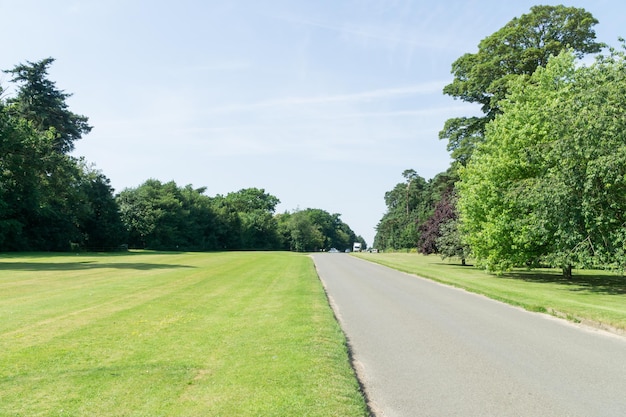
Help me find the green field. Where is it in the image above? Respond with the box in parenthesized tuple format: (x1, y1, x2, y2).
(0, 251, 368, 417)
(355, 252, 626, 333)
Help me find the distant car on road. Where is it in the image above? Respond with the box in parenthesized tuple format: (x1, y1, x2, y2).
(329, 248, 340, 253)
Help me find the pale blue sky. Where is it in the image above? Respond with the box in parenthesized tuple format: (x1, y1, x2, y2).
(1, 0, 623, 245)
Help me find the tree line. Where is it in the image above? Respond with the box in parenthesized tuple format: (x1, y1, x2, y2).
(374, 5, 626, 276)
(118, 181, 365, 252)
(0, 58, 365, 252)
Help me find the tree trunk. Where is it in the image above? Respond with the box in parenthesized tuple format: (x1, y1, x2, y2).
(562, 264, 573, 279)
(461, 258, 466, 266)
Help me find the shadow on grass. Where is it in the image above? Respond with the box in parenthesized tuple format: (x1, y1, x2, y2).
(421, 257, 626, 295)
(0, 251, 197, 271)
(0, 262, 195, 271)
(432, 262, 475, 268)
(503, 270, 626, 295)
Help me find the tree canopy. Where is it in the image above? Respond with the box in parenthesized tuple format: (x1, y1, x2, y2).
(277, 208, 364, 252)
(374, 5, 626, 276)
(4, 58, 92, 154)
(0, 66, 121, 251)
(440, 5, 603, 165)
(458, 47, 626, 275)
(374, 169, 455, 251)
(0, 58, 364, 253)
(215, 188, 281, 250)
(116, 181, 365, 252)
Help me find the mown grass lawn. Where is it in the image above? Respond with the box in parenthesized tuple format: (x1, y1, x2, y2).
(355, 252, 626, 333)
(0, 251, 368, 417)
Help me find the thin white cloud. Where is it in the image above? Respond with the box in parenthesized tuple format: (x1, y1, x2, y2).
(168, 105, 470, 135)
(266, 13, 438, 50)
(204, 82, 446, 114)
(181, 62, 251, 72)
(310, 105, 473, 120)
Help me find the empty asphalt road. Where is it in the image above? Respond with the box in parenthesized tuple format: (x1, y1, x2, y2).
(311, 253, 626, 417)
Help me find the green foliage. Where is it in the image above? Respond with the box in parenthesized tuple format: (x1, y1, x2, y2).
(459, 48, 626, 274)
(439, 117, 486, 166)
(436, 218, 470, 265)
(116, 184, 366, 253)
(355, 252, 626, 332)
(0, 56, 364, 253)
(4, 57, 92, 153)
(0, 109, 120, 251)
(277, 208, 361, 252)
(117, 180, 221, 251)
(416, 188, 470, 264)
(218, 188, 281, 250)
(374, 169, 456, 250)
(375, 172, 426, 250)
(76, 163, 128, 250)
(0, 109, 52, 249)
(281, 211, 324, 252)
(441, 5, 603, 165)
(210, 195, 244, 249)
(0, 58, 125, 252)
(221, 187, 280, 213)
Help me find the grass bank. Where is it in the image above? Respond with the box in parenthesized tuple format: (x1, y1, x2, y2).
(354, 252, 626, 333)
(0, 251, 368, 417)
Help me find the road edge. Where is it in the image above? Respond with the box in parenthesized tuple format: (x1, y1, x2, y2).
(309, 254, 379, 417)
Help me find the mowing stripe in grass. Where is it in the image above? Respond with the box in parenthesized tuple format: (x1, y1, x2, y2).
(0, 251, 368, 417)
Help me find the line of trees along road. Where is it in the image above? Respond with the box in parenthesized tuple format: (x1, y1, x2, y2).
(0, 59, 365, 252)
(118, 182, 365, 252)
(374, 5, 626, 277)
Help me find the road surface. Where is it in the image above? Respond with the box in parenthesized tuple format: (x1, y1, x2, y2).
(311, 253, 626, 417)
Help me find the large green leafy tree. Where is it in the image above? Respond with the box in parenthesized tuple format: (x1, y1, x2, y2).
(276, 208, 362, 252)
(459, 48, 626, 276)
(30, 151, 90, 250)
(0, 105, 56, 249)
(4, 58, 92, 153)
(374, 170, 447, 250)
(0, 94, 110, 251)
(117, 180, 218, 250)
(209, 196, 243, 249)
(76, 162, 127, 250)
(441, 5, 603, 165)
(375, 171, 425, 250)
(0, 58, 115, 251)
(218, 188, 281, 250)
(117, 180, 178, 249)
(280, 210, 324, 252)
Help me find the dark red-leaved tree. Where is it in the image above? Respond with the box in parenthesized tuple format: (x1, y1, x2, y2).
(418, 190, 456, 255)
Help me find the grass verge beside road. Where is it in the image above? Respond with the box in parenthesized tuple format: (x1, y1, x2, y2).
(354, 252, 626, 334)
(0, 251, 368, 417)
